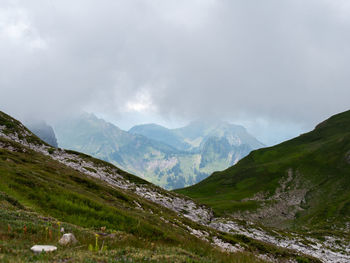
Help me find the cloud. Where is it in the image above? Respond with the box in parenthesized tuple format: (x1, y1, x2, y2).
(0, 0, 349, 130)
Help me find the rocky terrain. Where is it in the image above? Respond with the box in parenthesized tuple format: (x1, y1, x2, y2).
(1, 115, 349, 262)
(236, 169, 309, 225)
(178, 110, 350, 234)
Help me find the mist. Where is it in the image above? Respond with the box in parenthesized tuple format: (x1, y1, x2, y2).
(1, 0, 349, 145)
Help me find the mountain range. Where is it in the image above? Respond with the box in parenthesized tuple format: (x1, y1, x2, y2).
(0, 110, 329, 262)
(53, 113, 264, 189)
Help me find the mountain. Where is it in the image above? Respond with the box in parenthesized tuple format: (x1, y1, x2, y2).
(54, 113, 177, 164)
(0, 110, 327, 262)
(131, 121, 264, 172)
(131, 120, 264, 152)
(54, 113, 188, 189)
(27, 121, 58, 147)
(129, 123, 192, 151)
(56, 115, 264, 189)
(173, 120, 264, 151)
(176, 110, 350, 232)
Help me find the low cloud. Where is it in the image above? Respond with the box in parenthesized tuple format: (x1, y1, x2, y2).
(0, 0, 349, 131)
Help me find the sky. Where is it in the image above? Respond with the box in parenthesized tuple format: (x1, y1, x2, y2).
(0, 0, 350, 145)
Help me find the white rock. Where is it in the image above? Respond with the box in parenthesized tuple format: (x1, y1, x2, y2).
(58, 233, 78, 246)
(3, 130, 350, 263)
(31, 245, 57, 253)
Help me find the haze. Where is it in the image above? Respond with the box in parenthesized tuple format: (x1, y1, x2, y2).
(1, 0, 349, 145)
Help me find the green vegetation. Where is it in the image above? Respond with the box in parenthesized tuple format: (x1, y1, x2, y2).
(0, 207, 266, 263)
(0, 137, 266, 262)
(0, 110, 323, 262)
(176, 110, 350, 231)
(0, 111, 47, 146)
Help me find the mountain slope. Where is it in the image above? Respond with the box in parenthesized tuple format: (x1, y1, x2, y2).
(129, 123, 191, 151)
(2, 110, 349, 262)
(27, 121, 58, 147)
(0, 110, 330, 262)
(0, 110, 271, 263)
(55, 113, 186, 188)
(55, 115, 264, 189)
(176, 110, 350, 231)
(173, 120, 264, 151)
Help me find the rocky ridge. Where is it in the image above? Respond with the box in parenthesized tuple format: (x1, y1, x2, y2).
(238, 169, 309, 225)
(1, 124, 349, 262)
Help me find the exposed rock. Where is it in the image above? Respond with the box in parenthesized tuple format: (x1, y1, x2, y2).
(210, 218, 350, 263)
(233, 169, 308, 226)
(58, 233, 78, 246)
(212, 236, 243, 253)
(2, 128, 350, 263)
(31, 245, 57, 253)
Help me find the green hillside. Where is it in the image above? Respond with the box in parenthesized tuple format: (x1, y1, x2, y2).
(0, 111, 275, 263)
(177, 110, 350, 231)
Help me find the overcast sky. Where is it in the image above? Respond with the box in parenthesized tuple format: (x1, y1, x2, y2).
(1, 0, 349, 145)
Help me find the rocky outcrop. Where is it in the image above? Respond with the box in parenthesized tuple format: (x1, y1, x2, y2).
(237, 169, 308, 226)
(210, 218, 350, 263)
(1, 126, 350, 262)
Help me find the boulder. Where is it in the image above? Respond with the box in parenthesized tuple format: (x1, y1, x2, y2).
(31, 245, 57, 253)
(58, 233, 78, 246)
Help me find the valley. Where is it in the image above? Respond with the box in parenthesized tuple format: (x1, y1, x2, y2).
(53, 113, 264, 190)
(1, 110, 350, 262)
(2, 1, 349, 262)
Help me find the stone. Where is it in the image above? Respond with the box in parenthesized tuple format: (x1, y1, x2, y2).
(31, 245, 57, 253)
(58, 233, 78, 246)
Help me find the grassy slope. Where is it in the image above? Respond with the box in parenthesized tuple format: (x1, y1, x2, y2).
(0, 111, 275, 262)
(176, 110, 350, 230)
(0, 137, 269, 263)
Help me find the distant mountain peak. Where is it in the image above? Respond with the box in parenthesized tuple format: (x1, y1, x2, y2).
(129, 123, 170, 132)
(26, 121, 58, 148)
(54, 113, 264, 190)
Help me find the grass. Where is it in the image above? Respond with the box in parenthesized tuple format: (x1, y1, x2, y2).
(176, 110, 350, 231)
(0, 136, 268, 262)
(0, 208, 266, 263)
(0, 110, 326, 262)
(0, 111, 46, 146)
(0, 138, 181, 239)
